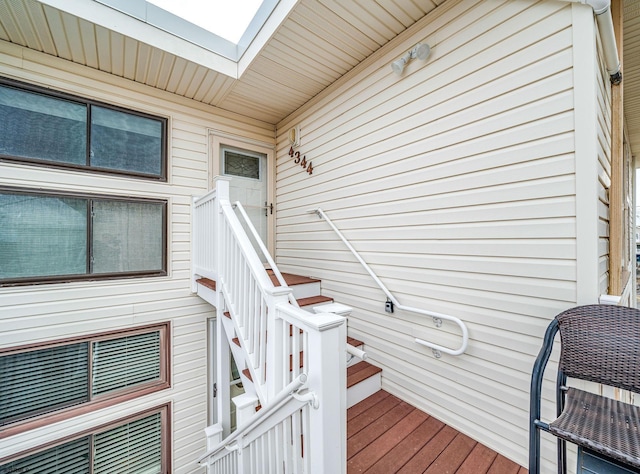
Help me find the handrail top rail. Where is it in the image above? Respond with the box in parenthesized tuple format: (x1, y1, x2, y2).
(218, 199, 276, 292)
(193, 188, 218, 206)
(232, 200, 300, 308)
(308, 207, 468, 357)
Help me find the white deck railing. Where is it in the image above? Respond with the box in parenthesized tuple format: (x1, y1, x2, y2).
(193, 178, 346, 474)
(309, 207, 469, 358)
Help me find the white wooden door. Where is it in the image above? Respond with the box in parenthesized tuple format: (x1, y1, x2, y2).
(221, 146, 270, 257)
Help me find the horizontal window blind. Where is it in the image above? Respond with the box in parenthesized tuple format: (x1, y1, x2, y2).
(0, 409, 165, 473)
(92, 331, 161, 395)
(0, 343, 89, 425)
(0, 436, 90, 474)
(93, 412, 162, 474)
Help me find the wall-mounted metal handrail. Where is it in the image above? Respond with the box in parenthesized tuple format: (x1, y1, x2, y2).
(308, 207, 469, 357)
(233, 201, 300, 308)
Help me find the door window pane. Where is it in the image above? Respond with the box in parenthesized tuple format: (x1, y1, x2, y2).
(0, 84, 87, 165)
(223, 149, 261, 180)
(0, 193, 87, 279)
(91, 200, 164, 274)
(91, 106, 163, 176)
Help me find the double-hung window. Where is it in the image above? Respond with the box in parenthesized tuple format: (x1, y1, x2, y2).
(0, 324, 170, 437)
(0, 78, 167, 180)
(0, 189, 167, 285)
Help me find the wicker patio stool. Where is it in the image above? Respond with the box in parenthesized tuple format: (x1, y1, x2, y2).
(529, 304, 640, 474)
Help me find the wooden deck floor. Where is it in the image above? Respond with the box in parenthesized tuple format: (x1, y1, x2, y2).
(347, 390, 527, 474)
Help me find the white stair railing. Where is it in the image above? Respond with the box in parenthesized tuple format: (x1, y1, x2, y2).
(198, 374, 311, 473)
(309, 207, 469, 358)
(233, 201, 300, 308)
(193, 178, 347, 474)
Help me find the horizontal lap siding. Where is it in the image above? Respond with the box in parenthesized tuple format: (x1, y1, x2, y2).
(596, 35, 612, 296)
(276, 0, 576, 466)
(0, 45, 274, 473)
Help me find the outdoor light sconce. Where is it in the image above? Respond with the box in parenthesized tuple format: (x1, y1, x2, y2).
(391, 43, 430, 75)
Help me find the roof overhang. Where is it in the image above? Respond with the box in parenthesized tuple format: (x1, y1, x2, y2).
(36, 0, 297, 79)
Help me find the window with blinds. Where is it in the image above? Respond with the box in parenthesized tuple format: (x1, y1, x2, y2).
(0, 408, 167, 474)
(0, 324, 169, 435)
(0, 189, 166, 285)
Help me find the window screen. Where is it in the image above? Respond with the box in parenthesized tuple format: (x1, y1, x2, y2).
(0, 189, 166, 285)
(90, 106, 163, 176)
(0, 80, 166, 180)
(0, 85, 87, 166)
(91, 200, 164, 274)
(0, 193, 88, 279)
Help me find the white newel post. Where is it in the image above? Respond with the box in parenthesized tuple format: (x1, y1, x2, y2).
(203, 423, 223, 472)
(265, 290, 293, 400)
(305, 312, 347, 474)
(214, 176, 230, 310)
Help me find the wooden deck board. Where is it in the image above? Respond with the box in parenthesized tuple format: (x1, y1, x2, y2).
(457, 443, 498, 473)
(347, 408, 428, 473)
(363, 416, 446, 474)
(348, 391, 527, 474)
(348, 400, 414, 457)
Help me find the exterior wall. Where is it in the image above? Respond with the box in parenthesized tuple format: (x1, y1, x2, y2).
(275, 0, 608, 468)
(0, 43, 275, 472)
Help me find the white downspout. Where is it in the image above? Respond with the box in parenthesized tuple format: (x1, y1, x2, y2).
(563, 0, 622, 84)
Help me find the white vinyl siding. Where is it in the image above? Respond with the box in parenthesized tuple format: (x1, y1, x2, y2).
(595, 25, 613, 297)
(0, 42, 274, 473)
(275, 0, 608, 468)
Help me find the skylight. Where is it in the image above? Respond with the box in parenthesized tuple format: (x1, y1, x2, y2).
(146, 0, 263, 44)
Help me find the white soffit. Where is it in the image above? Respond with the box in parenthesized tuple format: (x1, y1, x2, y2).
(35, 0, 292, 79)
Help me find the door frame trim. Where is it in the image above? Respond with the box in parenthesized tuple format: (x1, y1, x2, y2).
(208, 129, 276, 256)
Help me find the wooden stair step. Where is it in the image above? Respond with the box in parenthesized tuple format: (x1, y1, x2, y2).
(347, 336, 364, 347)
(196, 278, 216, 291)
(347, 361, 382, 389)
(267, 271, 320, 287)
(297, 295, 334, 307)
(242, 368, 252, 382)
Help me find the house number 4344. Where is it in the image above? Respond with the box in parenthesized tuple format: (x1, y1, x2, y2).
(289, 147, 313, 175)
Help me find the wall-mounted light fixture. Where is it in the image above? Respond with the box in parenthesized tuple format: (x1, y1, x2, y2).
(288, 125, 301, 147)
(390, 43, 431, 75)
